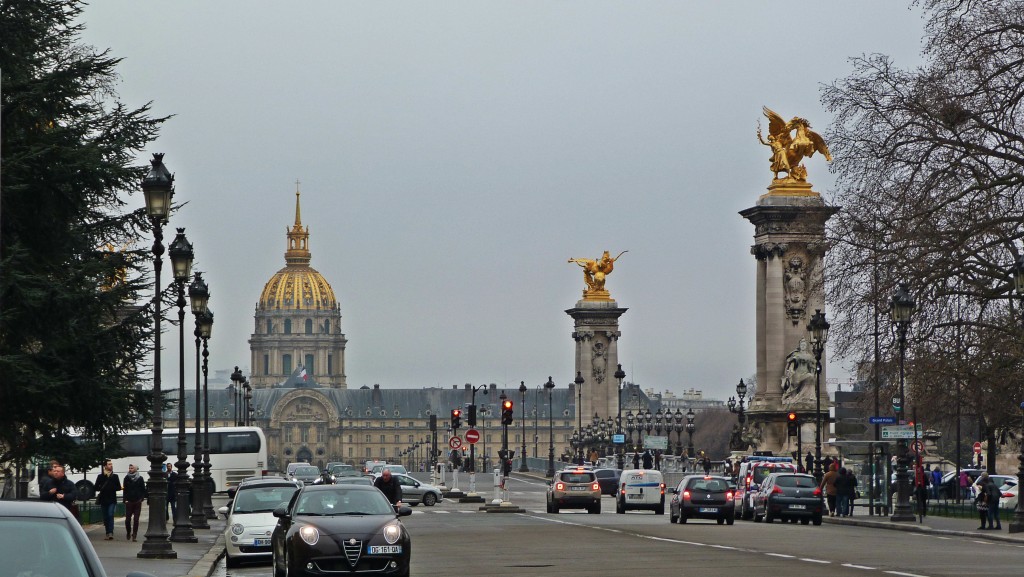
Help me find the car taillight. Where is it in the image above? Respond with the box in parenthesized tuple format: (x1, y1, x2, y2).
(813, 487, 822, 497)
(660, 483, 665, 495)
(1004, 492, 1014, 498)
(726, 491, 734, 500)
(745, 475, 751, 487)
(772, 486, 783, 495)
(592, 482, 600, 491)
(556, 482, 565, 491)
(682, 490, 691, 500)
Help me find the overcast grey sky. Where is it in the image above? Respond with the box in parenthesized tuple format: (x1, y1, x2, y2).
(79, 1, 925, 400)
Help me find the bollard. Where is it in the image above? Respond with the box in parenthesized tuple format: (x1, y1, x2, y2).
(492, 468, 502, 505)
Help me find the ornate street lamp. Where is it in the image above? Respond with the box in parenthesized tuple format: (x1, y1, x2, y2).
(1011, 256, 1024, 534)
(168, 228, 196, 543)
(673, 409, 684, 456)
(685, 408, 696, 458)
(187, 273, 209, 530)
(888, 287, 916, 522)
(138, 154, 176, 559)
(574, 371, 585, 462)
(519, 382, 529, 472)
(615, 364, 626, 470)
(728, 379, 748, 451)
(544, 377, 556, 477)
(626, 411, 635, 447)
(230, 367, 242, 425)
(807, 309, 830, 485)
(198, 308, 216, 519)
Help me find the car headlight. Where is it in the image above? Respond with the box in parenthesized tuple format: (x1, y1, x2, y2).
(231, 523, 244, 535)
(299, 525, 319, 546)
(383, 522, 402, 544)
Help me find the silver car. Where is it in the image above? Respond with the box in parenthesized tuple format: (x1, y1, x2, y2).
(289, 465, 320, 485)
(388, 473, 443, 506)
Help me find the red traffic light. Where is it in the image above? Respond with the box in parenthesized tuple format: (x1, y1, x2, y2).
(452, 409, 461, 417)
(502, 399, 513, 410)
(787, 412, 797, 422)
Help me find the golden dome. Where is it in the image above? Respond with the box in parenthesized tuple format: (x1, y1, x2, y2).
(257, 188, 338, 311)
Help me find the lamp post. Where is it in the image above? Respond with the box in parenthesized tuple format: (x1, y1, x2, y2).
(807, 309, 830, 485)
(615, 364, 626, 470)
(519, 382, 529, 472)
(230, 367, 242, 425)
(626, 411, 635, 449)
(168, 229, 196, 543)
(888, 286, 916, 522)
(685, 408, 696, 458)
(544, 377, 556, 477)
(1010, 256, 1024, 534)
(138, 153, 176, 559)
(574, 371, 585, 463)
(728, 378, 748, 451)
(199, 308, 215, 519)
(673, 409, 684, 456)
(187, 273, 210, 531)
(243, 381, 252, 426)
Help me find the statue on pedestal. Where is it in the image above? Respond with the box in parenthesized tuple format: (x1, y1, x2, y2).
(781, 338, 817, 406)
(758, 107, 832, 183)
(568, 250, 627, 300)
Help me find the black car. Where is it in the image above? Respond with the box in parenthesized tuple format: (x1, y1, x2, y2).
(669, 475, 735, 525)
(593, 468, 622, 496)
(272, 484, 412, 577)
(0, 500, 155, 577)
(753, 472, 824, 525)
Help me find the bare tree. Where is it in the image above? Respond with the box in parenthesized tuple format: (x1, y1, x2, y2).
(821, 0, 1024, 460)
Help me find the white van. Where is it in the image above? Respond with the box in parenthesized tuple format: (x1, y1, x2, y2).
(616, 469, 665, 514)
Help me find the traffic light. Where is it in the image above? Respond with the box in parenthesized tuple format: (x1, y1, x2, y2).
(429, 414, 437, 432)
(503, 449, 515, 476)
(787, 412, 799, 437)
(501, 398, 514, 425)
(468, 404, 477, 427)
(451, 408, 462, 430)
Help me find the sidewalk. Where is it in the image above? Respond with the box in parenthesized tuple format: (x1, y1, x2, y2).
(88, 497, 227, 577)
(824, 509, 1024, 544)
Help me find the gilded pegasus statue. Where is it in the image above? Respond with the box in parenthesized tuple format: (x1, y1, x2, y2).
(757, 106, 832, 182)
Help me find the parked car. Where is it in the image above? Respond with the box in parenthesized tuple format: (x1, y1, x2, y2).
(593, 468, 622, 496)
(272, 484, 412, 577)
(0, 500, 156, 577)
(669, 475, 735, 525)
(220, 478, 302, 567)
(935, 469, 985, 499)
(289, 465, 321, 485)
(753, 472, 824, 525)
(999, 479, 1018, 510)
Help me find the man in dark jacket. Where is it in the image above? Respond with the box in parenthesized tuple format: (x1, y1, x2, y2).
(373, 468, 402, 506)
(94, 459, 122, 540)
(39, 464, 77, 512)
(122, 464, 147, 541)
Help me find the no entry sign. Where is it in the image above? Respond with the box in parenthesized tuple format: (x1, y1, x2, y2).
(465, 428, 481, 444)
(974, 441, 982, 454)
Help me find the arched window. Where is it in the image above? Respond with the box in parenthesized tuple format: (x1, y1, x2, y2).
(305, 319, 313, 334)
(282, 354, 292, 375)
(284, 319, 292, 334)
(324, 320, 330, 334)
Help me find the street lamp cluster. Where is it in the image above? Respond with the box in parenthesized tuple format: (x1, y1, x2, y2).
(230, 367, 253, 426)
(137, 154, 220, 558)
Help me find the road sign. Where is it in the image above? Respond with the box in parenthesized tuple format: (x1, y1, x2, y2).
(643, 435, 668, 450)
(448, 436, 462, 449)
(612, 434, 625, 444)
(911, 440, 924, 453)
(869, 416, 897, 425)
(880, 424, 923, 439)
(974, 441, 982, 454)
(464, 428, 481, 444)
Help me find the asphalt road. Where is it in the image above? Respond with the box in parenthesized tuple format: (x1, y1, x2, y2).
(217, 473, 1024, 577)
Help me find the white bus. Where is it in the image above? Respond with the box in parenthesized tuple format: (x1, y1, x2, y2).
(22, 426, 267, 498)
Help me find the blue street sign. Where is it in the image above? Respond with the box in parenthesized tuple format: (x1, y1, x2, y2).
(869, 416, 897, 424)
(612, 434, 625, 444)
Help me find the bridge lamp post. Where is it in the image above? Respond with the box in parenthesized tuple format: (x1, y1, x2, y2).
(888, 285, 916, 522)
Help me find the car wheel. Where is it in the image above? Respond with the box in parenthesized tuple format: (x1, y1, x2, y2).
(670, 510, 678, 524)
(655, 499, 665, 515)
(551, 502, 560, 514)
(717, 518, 724, 525)
(742, 502, 753, 520)
(754, 512, 763, 522)
(546, 500, 553, 514)
(423, 492, 437, 507)
(764, 512, 773, 523)
(812, 514, 822, 526)
(616, 499, 625, 514)
(226, 554, 240, 569)
(679, 514, 687, 524)
(726, 515, 735, 526)
(801, 518, 810, 525)
(589, 504, 601, 514)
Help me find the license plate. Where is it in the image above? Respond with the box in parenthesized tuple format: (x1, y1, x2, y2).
(570, 486, 588, 491)
(789, 504, 806, 510)
(368, 545, 402, 554)
(253, 538, 271, 546)
(628, 494, 643, 499)
(698, 507, 718, 513)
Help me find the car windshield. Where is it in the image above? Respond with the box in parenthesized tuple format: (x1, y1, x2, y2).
(687, 478, 728, 492)
(233, 486, 300, 514)
(294, 466, 319, 476)
(559, 473, 594, 483)
(753, 464, 794, 484)
(295, 489, 395, 516)
(0, 518, 91, 577)
(774, 475, 817, 488)
(595, 470, 617, 479)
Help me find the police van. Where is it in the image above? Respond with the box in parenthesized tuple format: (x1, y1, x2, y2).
(616, 469, 665, 514)
(735, 455, 797, 520)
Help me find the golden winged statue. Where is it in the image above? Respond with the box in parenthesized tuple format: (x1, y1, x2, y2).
(757, 106, 832, 182)
(568, 250, 627, 301)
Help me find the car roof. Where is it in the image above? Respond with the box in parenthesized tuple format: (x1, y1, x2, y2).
(0, 500, 74, 519)
(237, 478, 301, 489)
(301, 483, 376, 493)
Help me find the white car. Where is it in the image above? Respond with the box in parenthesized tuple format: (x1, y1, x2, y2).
(998, 479, 1018, 510)
(219, 478, 301, 567)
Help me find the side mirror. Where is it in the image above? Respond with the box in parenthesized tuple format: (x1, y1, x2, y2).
(414, 482, 420, 488)
(273, 504, 290, 519)
(396, 505, 412, 517)
(217, 506, 229, 517)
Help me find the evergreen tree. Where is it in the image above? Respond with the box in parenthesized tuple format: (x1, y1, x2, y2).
(1, 0, 167, 474)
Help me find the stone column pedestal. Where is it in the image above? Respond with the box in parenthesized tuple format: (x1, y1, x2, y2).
(566, 300, 627, 425)
(739, 185, 838, 455)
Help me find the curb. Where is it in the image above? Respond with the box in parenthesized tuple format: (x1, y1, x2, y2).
(824, 516, 1024, 545)
(180, 533, 225, 577)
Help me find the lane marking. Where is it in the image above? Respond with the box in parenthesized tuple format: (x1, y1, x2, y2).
(885, 572, 929, 577)
(800, 558, 830, 564)
(842, 564, 875, 570)
(766, 553, 794, 559)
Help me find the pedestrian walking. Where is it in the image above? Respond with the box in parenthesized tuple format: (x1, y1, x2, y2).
(822, 455, 834, 473)
(39, 464, 77, 513)
(122, 463, 147, 541)
(820, 462, 839, 516)
(641, 450, 653, 470)
(835, 467, 854, 517)
(974, 475, 990, 530)
(166, 466, 178, 520)
(960, 470, 971, 500)
(701, 454, 712, 475)
(983, 473, 1002, 530)
(654, 451, 662, 471)
(94, 459, 122, 540)
(632, 451, 640, 469)
(804, 452, 813, 475)
(848, 470, 859, 516)
(929, 466, 942, 500)
(914, 461, 929, 517)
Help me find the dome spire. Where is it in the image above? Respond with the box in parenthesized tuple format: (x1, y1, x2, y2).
(285, 181, 311, 267)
